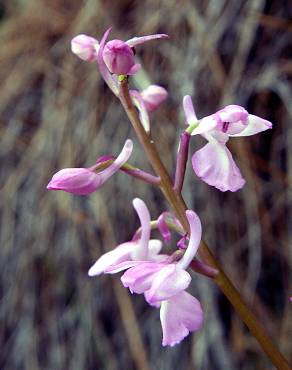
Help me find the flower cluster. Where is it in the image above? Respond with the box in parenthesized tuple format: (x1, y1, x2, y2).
(47, 28, 273, 347)
(89, 198, 204, 346)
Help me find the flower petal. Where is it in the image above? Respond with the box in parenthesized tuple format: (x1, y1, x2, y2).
(126, 34, 169, 48)
(183, 95, 197, 124)
(121, 262, 165, 293)
(130, 90, 150, 132)
(160, 291, 203, 346)
(192, 142, 245, 192)
(99, 139, 133, 183)
(105, 260, 146, 274)
(176, 210, 202, 270)
(127, 63, 141, 75)
(146, 265, 191, 304)
(217, 105, 248, 124)
(140, 85, 168, 112)
(230, 114, 272, 137)
(97, 28, 119, 95)
(148, 239, 163, 255)
(157, 213, 172, 244)
(88, 241, 135, 276)
(131, 198, 151, 260)
(191, 115, 218, 135)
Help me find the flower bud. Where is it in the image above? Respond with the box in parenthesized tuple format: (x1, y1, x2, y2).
(103, 39, 139, 75)
(47, 139, 133, 196)
(140, 85, 168, 112)
(47, 168, 100, 195)
(71, 34, 99, 61)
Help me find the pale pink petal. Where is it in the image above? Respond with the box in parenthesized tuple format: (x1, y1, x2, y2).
(160, 291, 203, 346)
(121, 262, 165, 293)
(97, 28, 119, 95)
(105, 259, 146, 274)
(140, 85, 168, 112)
(148, 239, 163, 256)
(191, 115, 218, 135)
(192, 142, 245, 192)
(130, 90, 150, 132)
(148, 240, 169, 262)
(183, 95, 197, 124)
(98, 139, 133, 183)
(146, 265, 191, 304)
(144, 290, 161, 307)
(215, 105, 248, 135)
(157, 213, 172, 244)
(131, 198, 151, 260)
(126, 34, 169, 48)
(230, 114, 272, 137)
(217, 105, 248, 124)
(88, 241, 136, 276)
(176, 210, 202, 270)
(127, 63, 141, 75)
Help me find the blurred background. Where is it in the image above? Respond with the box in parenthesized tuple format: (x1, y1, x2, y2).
(0, 0, 291, 369)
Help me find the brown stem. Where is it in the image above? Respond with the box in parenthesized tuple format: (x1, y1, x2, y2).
(174, 132, 191, 193)
(118, 79, 291, 370)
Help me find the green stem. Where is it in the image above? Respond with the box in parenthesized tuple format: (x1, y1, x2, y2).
(118, 80, 291, 370)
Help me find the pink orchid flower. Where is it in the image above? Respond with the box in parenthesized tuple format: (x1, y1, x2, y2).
(107, 210, 204, 346)
(88, 198, 166, 276)
(130, 85, 168, 132)
(70, 28, 168, 96)
(47, 139, 133, 195)
(183, 95, 272, 192)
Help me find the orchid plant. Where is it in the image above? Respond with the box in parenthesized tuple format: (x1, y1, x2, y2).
(48, 28, 290, 368)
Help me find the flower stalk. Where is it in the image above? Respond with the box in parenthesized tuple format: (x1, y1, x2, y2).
(118, 79, 290, 370)
(94, 157, 160, 185)
(174, 132, 191, 193)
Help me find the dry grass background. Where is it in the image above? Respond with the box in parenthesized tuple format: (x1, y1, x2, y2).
(0, 0, 291, 369)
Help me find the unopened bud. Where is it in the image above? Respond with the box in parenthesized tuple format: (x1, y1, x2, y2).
(103, 39, 140, 75)
(47, 168, 100, 195)
(140, 85, 168, 112)
(71, 34, 99, 61)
